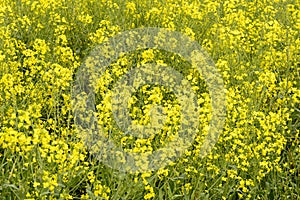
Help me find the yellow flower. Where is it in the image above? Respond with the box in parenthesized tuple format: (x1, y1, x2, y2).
(126, 2, 136, 13)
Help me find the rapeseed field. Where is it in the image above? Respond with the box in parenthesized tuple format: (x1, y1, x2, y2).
(0, 0, 299, 199)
